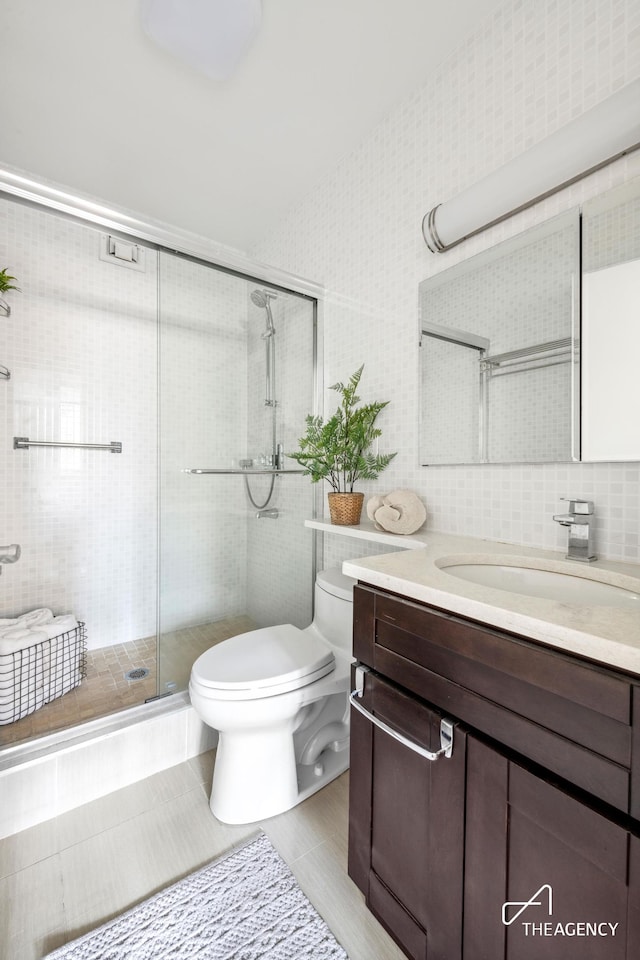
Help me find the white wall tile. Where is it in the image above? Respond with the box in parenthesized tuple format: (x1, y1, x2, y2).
(252, 0, 640, 566)
(0, 202, 158, 649)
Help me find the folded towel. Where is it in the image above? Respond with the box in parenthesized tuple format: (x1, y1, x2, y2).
(0, 614, 77, 655)
(0, 629, 49, 657)
(0, 609, 54, 628)
(0, 625, 34, 642)
(17, 608, 54, 627)
(36, 616, 79, 641)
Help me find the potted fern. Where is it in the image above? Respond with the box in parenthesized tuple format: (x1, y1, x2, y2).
(289, 364, 397, 525)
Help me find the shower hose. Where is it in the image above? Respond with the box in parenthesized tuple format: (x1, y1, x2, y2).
(243, 472, 276, 510)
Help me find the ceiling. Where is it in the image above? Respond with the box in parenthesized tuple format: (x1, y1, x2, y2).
(1, 0, 504, 252)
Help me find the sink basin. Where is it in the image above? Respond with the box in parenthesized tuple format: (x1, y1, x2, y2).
(437, 559, 640, 608)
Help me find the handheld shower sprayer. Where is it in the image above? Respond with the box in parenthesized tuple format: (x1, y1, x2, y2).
(244, 287, 281, 511)
(251, 289, 278, 408)
(250, 289, 276, 338)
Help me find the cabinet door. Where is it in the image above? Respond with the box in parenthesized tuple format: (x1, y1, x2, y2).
(464, 735, 639, 960)
(348, 669, 466, 960)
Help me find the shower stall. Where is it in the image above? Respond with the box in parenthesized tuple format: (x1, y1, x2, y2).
(0, 179, 318, 754)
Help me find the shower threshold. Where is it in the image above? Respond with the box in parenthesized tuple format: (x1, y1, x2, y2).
(0, 691, 190, 774)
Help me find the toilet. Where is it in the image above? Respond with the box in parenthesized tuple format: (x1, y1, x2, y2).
(189, 568, 355, 824)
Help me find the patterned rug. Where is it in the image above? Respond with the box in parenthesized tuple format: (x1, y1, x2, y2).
(45, 833, 348, 959)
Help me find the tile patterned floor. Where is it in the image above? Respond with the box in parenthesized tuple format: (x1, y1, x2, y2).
(0, 615, 255, 749)
(0, 758, 406, 960)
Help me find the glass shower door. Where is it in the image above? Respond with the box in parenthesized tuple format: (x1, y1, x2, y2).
(157, 253, 316, 695)
(0, 198, 159, 749)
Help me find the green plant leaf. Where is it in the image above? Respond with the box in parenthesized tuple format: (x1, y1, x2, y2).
(0, 268, 20, 294)
(289, 364, 396, 493)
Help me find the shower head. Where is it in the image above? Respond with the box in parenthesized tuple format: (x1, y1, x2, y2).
(250, 288, 278, 308)
(251, 288, 276, 337)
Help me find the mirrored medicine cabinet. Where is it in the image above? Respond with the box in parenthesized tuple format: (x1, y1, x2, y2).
(419, 176, 640, 465)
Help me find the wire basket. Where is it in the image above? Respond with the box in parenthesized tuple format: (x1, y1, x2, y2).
(0, 621, 87, 725)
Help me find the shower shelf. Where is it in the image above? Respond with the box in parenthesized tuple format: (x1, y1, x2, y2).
(304, 518, 427, 550)
(185, 468, 305, 475)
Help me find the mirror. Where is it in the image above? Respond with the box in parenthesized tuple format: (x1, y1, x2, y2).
(581, 179, 640, 461)
(419, 210, 580, 464)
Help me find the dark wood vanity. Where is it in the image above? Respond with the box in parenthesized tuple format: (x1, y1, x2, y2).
(348, 582, 640, 959)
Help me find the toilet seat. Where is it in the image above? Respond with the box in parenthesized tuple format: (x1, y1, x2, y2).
(191, 624, 335, 701)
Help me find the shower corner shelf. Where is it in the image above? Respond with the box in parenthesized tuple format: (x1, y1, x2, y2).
(304, 518, 427, 550)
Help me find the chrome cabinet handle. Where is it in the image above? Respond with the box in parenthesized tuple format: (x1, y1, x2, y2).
(349, 665, 454, 762)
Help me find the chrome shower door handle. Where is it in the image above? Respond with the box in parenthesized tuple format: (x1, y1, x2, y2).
(349, 665, 454, 761)
(0, 544, 21, 572)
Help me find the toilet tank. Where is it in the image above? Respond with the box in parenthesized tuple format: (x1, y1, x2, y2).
(314, 568, 356, 652)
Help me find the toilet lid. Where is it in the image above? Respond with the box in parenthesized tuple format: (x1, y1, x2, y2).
(191, 624, 335, 699)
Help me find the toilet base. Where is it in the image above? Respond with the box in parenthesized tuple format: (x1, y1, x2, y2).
(210, 691, 350, 824)
(210, 725, 298, 823)
(210, 733, 349, 824)
(296, 739, 350, 804)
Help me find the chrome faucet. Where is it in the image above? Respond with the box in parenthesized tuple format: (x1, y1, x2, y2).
(552, 499, 597, 562)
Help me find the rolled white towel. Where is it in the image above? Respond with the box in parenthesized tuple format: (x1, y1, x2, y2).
(18, 608, 54, 628)
(0, 625, 34, 642)
(366, 495, 385, 522)
(37, 616, 79, 640)
(370, 490, 427, 536)
(0, 628, 49, 657)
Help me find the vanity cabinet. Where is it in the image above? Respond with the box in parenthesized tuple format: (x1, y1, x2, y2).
(348, 583, 640, 959)
(349, 667, 467, 960)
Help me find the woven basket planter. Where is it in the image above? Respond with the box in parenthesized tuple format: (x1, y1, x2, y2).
(327, 492, 365, 526)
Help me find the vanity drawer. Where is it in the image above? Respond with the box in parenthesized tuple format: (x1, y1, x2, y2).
(353, 584, 636, 815)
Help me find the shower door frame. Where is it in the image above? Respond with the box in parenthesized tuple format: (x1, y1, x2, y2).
(0, 166, 324, 737)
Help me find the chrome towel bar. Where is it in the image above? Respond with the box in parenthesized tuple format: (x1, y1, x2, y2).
(185, 467, 304, 475)
(350, 665, 454, 762)
(14, 437, 122, 453)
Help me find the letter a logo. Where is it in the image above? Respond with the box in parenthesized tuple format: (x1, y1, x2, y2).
(502, 884, 553, 925)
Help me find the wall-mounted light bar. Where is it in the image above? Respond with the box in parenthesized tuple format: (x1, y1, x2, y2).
(422, 78, 640, 253)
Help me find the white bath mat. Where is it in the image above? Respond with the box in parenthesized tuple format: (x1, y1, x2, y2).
(45, 833, 348, 959)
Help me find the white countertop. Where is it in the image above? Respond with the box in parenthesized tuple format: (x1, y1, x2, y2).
(342, 531, 640, 676)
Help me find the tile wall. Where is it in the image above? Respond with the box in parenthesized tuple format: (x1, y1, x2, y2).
(0, 201, 159, 649)
(245, 292, 316, 630)
(158, 253, 249, 634)
(252, 0, 640, 568)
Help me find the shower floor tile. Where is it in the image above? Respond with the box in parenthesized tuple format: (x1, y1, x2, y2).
(0, 615, 255, 750)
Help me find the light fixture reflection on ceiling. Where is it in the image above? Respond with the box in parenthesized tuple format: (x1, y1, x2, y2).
(141, 0, 262, 81)
(422, 78, 640, 253)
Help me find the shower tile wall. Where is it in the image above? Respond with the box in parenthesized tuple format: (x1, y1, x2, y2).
(0, 200, 158, 649)
(252, 0, 640, 567)
(245, 293, 315, 630)
(159, 254, 249, 635)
